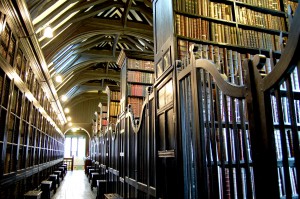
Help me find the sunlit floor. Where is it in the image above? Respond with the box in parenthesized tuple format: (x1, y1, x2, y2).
(51, 170, 97, 199)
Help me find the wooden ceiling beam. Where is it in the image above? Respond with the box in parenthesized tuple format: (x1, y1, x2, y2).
(69, 1, 124, 24)
(57, 71, 120, 95)
(29, 0, 51, 20)
(34, 0, 79, 30)
(43, 19, 152, 61)
(64, 93, 108, 109)
(72, 36, 107, 55)
(112, 34, 120, 57)
(122, 0, 133, 27)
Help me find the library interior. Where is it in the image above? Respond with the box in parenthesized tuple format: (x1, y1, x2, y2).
(0, 0, 300, 198)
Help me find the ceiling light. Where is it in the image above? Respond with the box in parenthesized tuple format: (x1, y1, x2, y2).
(61, 95, 68, 102)
(68, 122, 72, 127)
(64, 108, 70, 113)
(67, 116, 72, 121)
(55, 75, 62, 83)
(43, 26, 53, 38)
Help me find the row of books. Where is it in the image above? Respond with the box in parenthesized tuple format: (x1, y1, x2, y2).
(277, 166, 298, 197)
(209, 125, 251, 162)
(283, 0, 298, 13)
(128, 97, 144, 117)
(176, 14, 284, 51)
(271, 95, 300, 125)
(127, 84, 149, 97)
(174, 0, 283, 17)
(174, 0, 233, 22)
(236, 6, 286, 31)
(211, 22, 238, 45)
(127, 71, 154, 84)
(236, 0, 282, 10)
(176, 15, 210, 41)
(102, 120, 108, 126)
(127, 59, 154, 70)
(281, 66, 300, 91)
(213, 166, 255, 198)
(274, 129, 294, 160)
(177, 39, 293, 85)
(109, 101, 120, 116)
(110, 117, 117, 125)
(239, 28, 283, 51)
(110, 91, 121, 101)
(178, 40, 245, 84)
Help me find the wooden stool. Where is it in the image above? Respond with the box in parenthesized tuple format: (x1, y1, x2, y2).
(24, 190, 42, 199)
(58, 167, 65, 179)
(88, 168, 95, 182)
(41, 181, 52, 199)
(103, 193, 123, 199)
(48, 174, 57, 193)
(53, 171, 61, 186)
(91, 173, 100, 190)
(86, 165, 92, 175)
(61, 165, 67, 174)
(96, 180, 107, 199)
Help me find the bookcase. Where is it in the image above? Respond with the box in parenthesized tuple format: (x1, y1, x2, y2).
(153, 0, 298, 198)
(98, 102, 108, 134)
(0, 6, 64, 198)
(106, 86, 121, 125)
(116, 49, 154, 118)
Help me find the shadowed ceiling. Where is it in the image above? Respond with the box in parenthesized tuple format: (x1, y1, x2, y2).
(25, 0, 153, 127)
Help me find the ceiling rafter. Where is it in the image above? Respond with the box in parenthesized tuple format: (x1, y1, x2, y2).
(64, 92, 108, 109)
(59, 56, 118, 77)
(43, 18, 153, 62)
(72, 36, 107, 55)
(122, 0, 133, 27)
(34, 0, 79, 30)
(69, 1, 124, 24)
(29, 0, 52, 20)
(50, 51, 77, 76)
(58, 72, 120, 95)
(112, 34, 120, 57)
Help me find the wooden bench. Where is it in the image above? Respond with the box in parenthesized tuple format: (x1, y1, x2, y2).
(24, 190, 42, 199)
(103, 193, 123, 199)
(48, 174, 57, 193)
(41, 181, 52, 199)
(96, 180, 107, 199)
(53, 171, 61, 186)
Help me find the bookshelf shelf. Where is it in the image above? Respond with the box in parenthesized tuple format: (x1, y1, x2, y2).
(117, 49, 154, 118)
(106, 86, 121, 124)
(0, 9, 65, 196)
(175, 10, 236, 24)
(153, 0, 299, 198)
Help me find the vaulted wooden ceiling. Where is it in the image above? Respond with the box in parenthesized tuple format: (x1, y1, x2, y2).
(25, 0, 153, 122)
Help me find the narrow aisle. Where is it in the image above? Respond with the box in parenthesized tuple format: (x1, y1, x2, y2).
(52, 170, 97, 199)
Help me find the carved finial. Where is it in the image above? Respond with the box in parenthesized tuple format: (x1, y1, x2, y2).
(253, 54, 266, 70)
(147, 86, 152, 94)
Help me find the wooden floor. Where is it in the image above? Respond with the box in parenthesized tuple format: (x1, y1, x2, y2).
(51, 170, 97, 199)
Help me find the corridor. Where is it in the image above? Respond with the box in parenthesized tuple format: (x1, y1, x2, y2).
(52, 170, 97, 199)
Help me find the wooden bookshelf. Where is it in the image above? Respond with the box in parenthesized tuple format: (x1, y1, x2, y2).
(98, 102, 108, 133)
(106, 86, 121, 124)
(117, 49, 154, 118)
(153, 0, 298, 198)
(0, 8, 64, 197)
